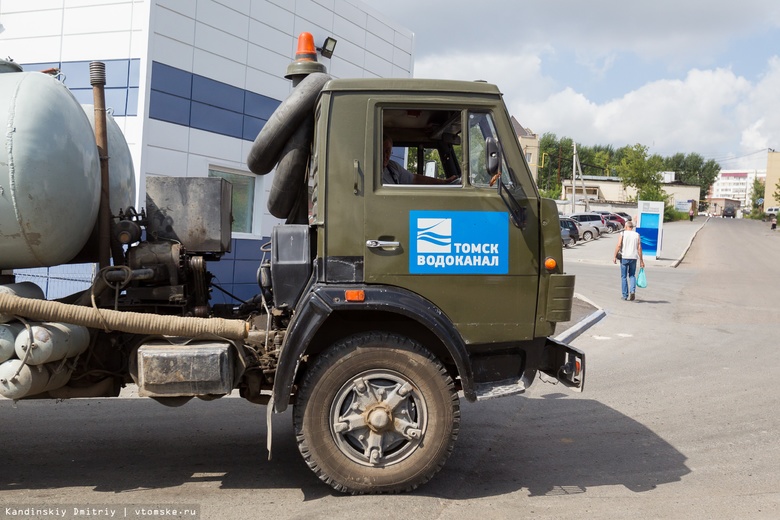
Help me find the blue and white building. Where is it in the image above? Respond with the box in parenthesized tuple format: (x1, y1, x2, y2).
(0, 0, 414, 302)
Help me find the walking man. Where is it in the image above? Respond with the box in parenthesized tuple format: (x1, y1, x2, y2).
(613, 220, 645, 301)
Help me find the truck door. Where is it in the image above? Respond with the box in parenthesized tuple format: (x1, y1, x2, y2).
(363, 107, 540, 345)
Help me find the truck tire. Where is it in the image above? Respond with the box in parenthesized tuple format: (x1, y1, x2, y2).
(246, 72, 330, 175)
(293, 332, 460, 494)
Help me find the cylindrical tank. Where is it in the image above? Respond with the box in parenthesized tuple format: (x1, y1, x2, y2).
(0, 70, 101, 270)
(0, 322, 23, 362)
(0, 282, 45, 323)
(0, 358, 71, 399)
(14, 322, 90, 365)
(81, 104, 136, 214)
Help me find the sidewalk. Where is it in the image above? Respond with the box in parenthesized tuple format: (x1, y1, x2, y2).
(553, 217, 708, 342)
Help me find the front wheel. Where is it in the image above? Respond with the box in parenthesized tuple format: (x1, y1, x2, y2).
(293, 332, 460, 494)
(582, 230, 594, 241)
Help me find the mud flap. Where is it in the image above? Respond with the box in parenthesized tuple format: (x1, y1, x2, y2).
(539, 337, 585, 392)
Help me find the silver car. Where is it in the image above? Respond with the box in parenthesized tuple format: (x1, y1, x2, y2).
(569, 212, 610, 236)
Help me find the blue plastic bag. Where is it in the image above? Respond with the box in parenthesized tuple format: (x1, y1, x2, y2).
(636, 267, 647, 288)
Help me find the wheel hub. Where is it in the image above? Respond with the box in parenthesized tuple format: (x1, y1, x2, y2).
(329, 371, 426, 467)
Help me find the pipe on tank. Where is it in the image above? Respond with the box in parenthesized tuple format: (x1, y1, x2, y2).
(90, 61, 112, 269)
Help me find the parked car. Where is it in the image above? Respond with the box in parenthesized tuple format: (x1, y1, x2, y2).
(561, 228, 574, 248)
(615, 211, 633, 221)
(559, 217, 581, 244)
(593, 210, 625, 232)
(563, 216, 599, 241)
(569, 212, 610, 235)
(766, 207, 779, 216)
(723, 206, 736, 218)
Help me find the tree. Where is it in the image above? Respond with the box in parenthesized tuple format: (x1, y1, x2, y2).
(615, 144, 666, 201)
(774, 178, 780, 205)
(664, 152, 720, 202)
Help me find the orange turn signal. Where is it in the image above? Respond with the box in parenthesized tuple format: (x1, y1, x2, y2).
(544, 257, 557, 271)
(345, 290, 365, 302)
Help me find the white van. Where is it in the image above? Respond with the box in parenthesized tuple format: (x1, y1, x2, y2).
(766, 207, 779, 215)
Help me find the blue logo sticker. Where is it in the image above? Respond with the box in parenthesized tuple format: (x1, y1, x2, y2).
(409, 211, 509, 274)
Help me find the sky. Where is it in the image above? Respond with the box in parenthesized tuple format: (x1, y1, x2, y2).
(360, 0, 780, 170)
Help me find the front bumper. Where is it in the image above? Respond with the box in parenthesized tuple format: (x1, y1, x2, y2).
(539, 336, 586, 392)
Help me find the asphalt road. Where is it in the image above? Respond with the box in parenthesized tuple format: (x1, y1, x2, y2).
(2, 218, 779, 519)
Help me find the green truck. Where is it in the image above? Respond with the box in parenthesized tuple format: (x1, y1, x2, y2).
(0, 45, 583, 495)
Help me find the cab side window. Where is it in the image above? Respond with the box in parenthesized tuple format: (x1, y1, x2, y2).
(381, 108, 463, 186)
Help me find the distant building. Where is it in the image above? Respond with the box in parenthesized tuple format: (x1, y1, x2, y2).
(709, 170, 766, 211)
(511, 117, 540, 182)
(560, 174, 700, 213)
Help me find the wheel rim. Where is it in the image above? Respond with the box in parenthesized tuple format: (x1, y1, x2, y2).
(329, 369, 427, 467)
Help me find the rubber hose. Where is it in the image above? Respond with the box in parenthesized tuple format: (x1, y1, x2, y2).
(267, 116, 314, 219)
(246, 72, 330, 175)
(0, 293, 248, 341)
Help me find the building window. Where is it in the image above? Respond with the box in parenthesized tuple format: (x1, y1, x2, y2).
(208, 168, 255, 233)
(525, 152, 533, 163)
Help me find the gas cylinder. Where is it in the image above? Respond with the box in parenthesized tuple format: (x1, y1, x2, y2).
(0, 358, 71, 399)
(0, 322, 23, 362)
(14, 322, 90, 366)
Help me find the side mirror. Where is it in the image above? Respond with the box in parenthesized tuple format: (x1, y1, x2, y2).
(486, 137, 500, 175)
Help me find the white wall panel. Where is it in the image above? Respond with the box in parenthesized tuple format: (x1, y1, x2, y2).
(250, 0, 294, 32)
(212, 0, 251, 16)
(150, 33, 194, 71)
(0, 37, 61, 64)
(1, 0, 63, 12)
(333, 14, 365, 47)
(61, 32, 136, 60)
(0, 10, 63, 39)
(248, 19, 292, 57)
(157, 0, 196, 18)
(154, 7, 195, 45)
(193, 48, 245, 89)
(146, 119, 189, 153)
(247, 43, 290, 78)
(196, 0, 249, 38)
(363, 51, 391, 78)
(245, 67, 289, 99)
(365, 15, 394, 45)
(188, 128, 243, 164)
(145, 145, 189, 176)
(332, 37, 364, 69)
(65, 0, 129, 6)
(330, 57, 364, 79)
(334, 0, 365, 27)
(294, 0, 334, 30)
(393, 30, 413, 55)
(194, 22, 248, 63)
(63, 4, 135, 34)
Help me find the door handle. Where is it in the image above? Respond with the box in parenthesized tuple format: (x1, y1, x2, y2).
(366, 239, 400, 250)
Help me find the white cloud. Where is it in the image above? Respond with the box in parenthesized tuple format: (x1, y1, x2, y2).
(413, 48, 556, 101)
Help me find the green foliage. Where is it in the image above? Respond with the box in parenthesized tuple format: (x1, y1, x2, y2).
(774, 178, 780, 205)
(540, 185, 562, 200)
(615, 144, 665, 200)
(522, 133, 721, 205)
(745, 178, 766, 219)
(664, 208, 687, 222)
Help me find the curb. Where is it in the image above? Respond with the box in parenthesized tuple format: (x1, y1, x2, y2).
(670, 217, 709, 268)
